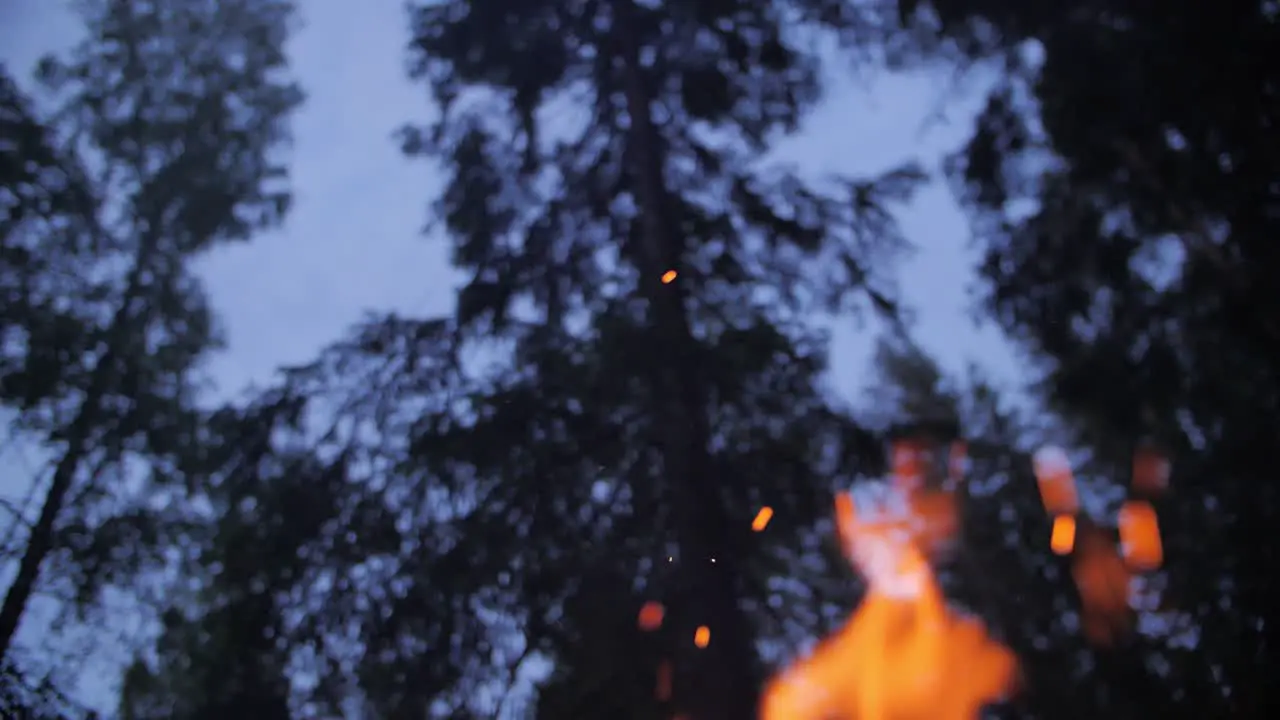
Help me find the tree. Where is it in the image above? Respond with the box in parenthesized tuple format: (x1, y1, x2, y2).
(118, 398, 318, 720)
(531, 563, 676, 720)
(0, 0, 302, 698)
(123, 0, 934, 716)
(527, 332, 1082, 719)
(395, 0, 932, 713)
(1, 64, 97, 343)
(896, 0, 1278, 712)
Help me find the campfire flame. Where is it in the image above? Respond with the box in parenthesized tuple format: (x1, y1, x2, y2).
(761, 438, 1018, 720)
(1031, 445, 1168, 648)
(641, 438, 1168, 718)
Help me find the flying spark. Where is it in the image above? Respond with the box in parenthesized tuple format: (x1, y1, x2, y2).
(694, 626, 711, 648)
(752, 506, 774, 531)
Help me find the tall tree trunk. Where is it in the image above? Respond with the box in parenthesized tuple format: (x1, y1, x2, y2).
(0, 400, 98, 662)
(0, 248, 151, 662)
(618, 16, 760, 720)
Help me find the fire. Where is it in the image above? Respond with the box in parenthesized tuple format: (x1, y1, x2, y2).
(1050, 515, 1076, 555)
(1070, 520, 1134, 647)
(750, 437, 1167, 718)
(1033, 446, 1080, 516)
(762, 437, 1017, 720)
(1118, 500, 1162, 571)
(1031, 445, 1168, 647)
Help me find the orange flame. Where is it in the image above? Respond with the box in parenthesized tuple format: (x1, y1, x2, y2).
(763, 485, 1017, 720)
(1050, 515, 1076, 555)
(1118, 500, 1162, 572)
(1033, 446, 1169, 647)
(1033, 447, 1080, 516)
(1071, 522, 1134, 647)
(762, 440, 1170, 719)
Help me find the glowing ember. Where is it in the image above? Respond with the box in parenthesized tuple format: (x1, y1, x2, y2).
(1118, 500, 1162, 572)
(763, 436, 1017, 720)
(639, 601, 665, 631)
(1032, 446, 1080, 515)
(1072, 520, 1134, 647)
(1032, 445, 1169, 648)
(1050, 514, 1076, 555)
(761, 438, 1171, 718)
(752, 506, 774, 532)
(661, 269, 678, 284)
(694, 625, 711, 648)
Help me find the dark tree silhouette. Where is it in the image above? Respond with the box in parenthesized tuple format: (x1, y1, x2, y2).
(1, 0, 301, 712)
(899, 0, 1280, 713)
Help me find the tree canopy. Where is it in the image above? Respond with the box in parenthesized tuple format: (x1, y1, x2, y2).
(910, 0, 1279, 712)
(1, 0, 1277, 717)
(2, 0, 301, 714)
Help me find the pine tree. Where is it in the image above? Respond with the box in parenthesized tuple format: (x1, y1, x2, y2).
(0, 0, 302, 700)
(119, 398, 318, 720)
(394, 0, 925, 713)
(897, 0, 1279, 712)
(127, 0, 930, 716)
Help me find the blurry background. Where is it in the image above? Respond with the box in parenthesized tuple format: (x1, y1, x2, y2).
(0, 0, 1272, 718)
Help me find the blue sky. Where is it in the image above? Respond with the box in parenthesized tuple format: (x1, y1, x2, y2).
(2, 0, 1022, 712)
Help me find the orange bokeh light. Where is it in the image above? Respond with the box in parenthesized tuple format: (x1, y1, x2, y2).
(1033, 447, 1080, 516)
(638, 601, 665, 631)
(1072, 523, 1134, 647)
(693, 626, 710, 648)
(752, 506, 774, 531)
(1118, 499, 1163, 571)
(1050, 515, 1077, 555)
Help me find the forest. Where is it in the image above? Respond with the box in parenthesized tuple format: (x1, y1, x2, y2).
(1, 0, 1277, 718)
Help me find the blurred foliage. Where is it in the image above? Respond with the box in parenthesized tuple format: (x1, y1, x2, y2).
(2, 0, 302, 714)
(124, 0, 933, 716)
(897, 0, 1279, 713)
(2, 0, 1276, 718)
